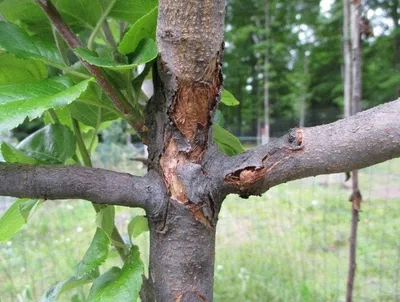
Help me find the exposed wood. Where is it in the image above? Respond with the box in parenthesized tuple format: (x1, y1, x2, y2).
(146, 0, 226, 299)
(220, 99, 400, 197)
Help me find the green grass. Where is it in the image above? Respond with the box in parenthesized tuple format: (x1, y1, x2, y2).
(1, 158, 400, 301)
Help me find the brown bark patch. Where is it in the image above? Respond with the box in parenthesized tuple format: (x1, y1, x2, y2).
(174, 291, 207, 302)
(189, 204, 213, 229)
(172, 83, 215, 142)
(158, 55, 222, 226)
(296, 128, 304, 145)
(159, 139, 187, 203)
(349, 189, 362, 211)
(225, 161, 281, 190)
(171, 58, 221, 143)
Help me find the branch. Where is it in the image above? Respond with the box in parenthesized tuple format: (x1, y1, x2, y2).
(0, 163, 165, 214)
(219, 99, 400, 197)
(35, 0, 145, 135)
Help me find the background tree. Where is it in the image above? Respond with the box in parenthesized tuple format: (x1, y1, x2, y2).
(0, 0, 399, 301)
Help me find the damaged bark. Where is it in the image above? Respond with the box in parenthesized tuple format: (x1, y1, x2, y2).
(1, 1, 400, 301)
(144, 0, 226, 299)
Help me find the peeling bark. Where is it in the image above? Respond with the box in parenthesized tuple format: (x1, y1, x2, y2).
(220, 99, 400, 197)
(145, 0, 225, 299)
(2, 1, 400, 301)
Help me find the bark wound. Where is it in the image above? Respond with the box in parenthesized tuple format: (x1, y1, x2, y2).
(225, 128, 304, 194)
(159, 57, 221, 227)
(174, 291, 207, 302)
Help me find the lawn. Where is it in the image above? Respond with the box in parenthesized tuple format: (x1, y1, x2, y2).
(1, 149, 399, 301)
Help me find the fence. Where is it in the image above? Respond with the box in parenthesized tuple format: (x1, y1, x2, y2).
(1, 138, 400, 301)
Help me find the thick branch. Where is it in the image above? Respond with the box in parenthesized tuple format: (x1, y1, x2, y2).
(218, 99, 400, 197)
(0, 163, 165, 214)
(35, 0, 145, 134)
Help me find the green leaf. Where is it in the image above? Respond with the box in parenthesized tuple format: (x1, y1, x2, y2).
(0, 0, 47, 25)
(75, 228, 110, 277)
(221, 90, 240, 106)
(87, 246, 144, 302)
(19, 199, 43, 222)
(0, 198, 41, 242)
(1, 142, 37, 164)
(69, 103, 119, 128)
(52, 0, 103, 29)
(16, 124, 76, 164)
(0, 21, 64, 65)
(75, 39, 157, 70)
(128, 216, 149, 240)
(118, 7, 158, 54)
(0, 54, 48, 85)
(105, 0, 158, 23)
(40, 270, 100, 302)
(214, 109, 224, 126)
(96, 206, 115, 239)
(0, 0, 52, 40)
(0, 76, 93, 132)
(213, 124, 245, 156)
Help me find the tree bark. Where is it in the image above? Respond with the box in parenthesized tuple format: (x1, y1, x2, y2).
(0, 163, 164, 212)
(221, 99, 400, 197)
(3, 1, 400, 301)
(148, 202, 216, 301)
(144, 0, 225, 299)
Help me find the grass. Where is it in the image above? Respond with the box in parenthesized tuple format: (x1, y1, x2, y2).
(1, 154, 400, 301)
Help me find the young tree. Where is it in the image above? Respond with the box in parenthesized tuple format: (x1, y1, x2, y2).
(0, 0, 399, 301)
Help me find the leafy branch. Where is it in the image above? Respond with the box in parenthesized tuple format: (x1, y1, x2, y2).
(35, 0, 146, 135)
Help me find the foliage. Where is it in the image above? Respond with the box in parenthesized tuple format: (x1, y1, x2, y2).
(0, 0, 398, 299)
(222, 0, 399, 135)
(0, 0, 247, 299)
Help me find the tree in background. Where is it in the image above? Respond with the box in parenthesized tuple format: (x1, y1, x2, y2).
(0, 0, 399, 300)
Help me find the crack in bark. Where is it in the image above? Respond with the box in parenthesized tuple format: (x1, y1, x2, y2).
(224, 128, 304, 196)
(158, 53, 222, 227)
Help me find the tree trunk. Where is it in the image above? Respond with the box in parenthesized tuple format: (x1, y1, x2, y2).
(343, 0, 352, 117)
(149, 202, 216, 301)
(299, 53, 308, 127)
(262, 0, 270, 144)
(144, 0, 225, 299)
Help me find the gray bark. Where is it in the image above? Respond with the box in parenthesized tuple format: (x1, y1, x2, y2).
(2, 1, 400, 301)
(0, 164, 165, 215)
(220, 99, 400, 197)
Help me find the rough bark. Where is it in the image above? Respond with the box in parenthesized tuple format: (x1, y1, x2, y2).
(2, 1, 400, 301)
(144, 0, 225, 299)
(220, 99, 400, 197)
(0, 163, 165, 214)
